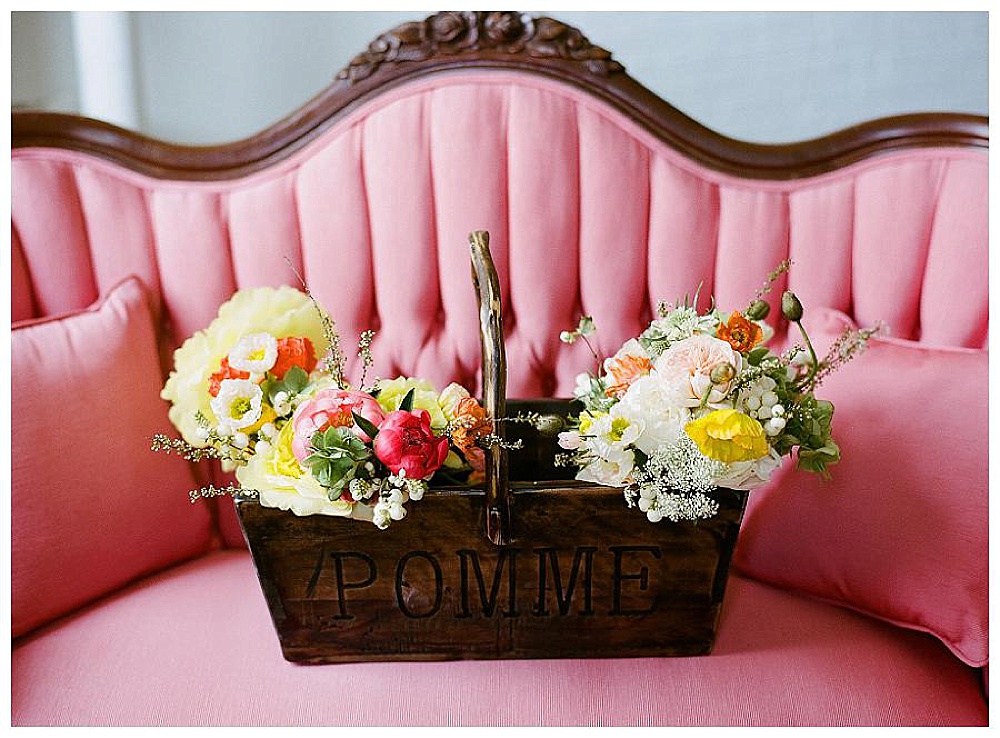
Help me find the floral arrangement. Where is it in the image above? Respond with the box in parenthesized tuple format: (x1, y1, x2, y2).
(153, 286, 495, 529)
(556, 263, 879, 523)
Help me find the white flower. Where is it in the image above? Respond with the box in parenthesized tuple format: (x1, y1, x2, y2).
(558, 430, 584, 450)
(438, 382, 472, 421)
(228, 332, 278, 374)
(615, 374, 689, 455)
(210, 379, 264, 435)
(588, 410, 641, 457)
(576, 447, 635, 487)
(573, 372, 606, 402)
(602, 338, 648, 374)
(640, 307, 718, 353)
(715, 448, 784, 490)
(373, 495, 408, 529)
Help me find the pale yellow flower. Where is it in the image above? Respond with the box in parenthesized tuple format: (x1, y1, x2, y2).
(685, 408, 769, 463)
(376, 377, 448, 430)
(161, 286, 330, 446)
(236, 421, 354, 518)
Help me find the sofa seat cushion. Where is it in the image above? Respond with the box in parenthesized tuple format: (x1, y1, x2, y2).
(12, 551, 986, 727)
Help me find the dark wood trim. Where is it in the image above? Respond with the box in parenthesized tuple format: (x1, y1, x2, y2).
(12, 11, 988, 182)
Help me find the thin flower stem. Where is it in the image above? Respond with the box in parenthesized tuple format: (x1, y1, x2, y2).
(580, 335, 602, 372)
(793, 320, 820, 390)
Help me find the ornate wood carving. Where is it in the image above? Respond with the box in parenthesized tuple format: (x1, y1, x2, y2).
(337, 11, 623, 84)
(12, 11, 988, 181)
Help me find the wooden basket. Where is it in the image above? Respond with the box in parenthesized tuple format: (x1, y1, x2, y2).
(236, 231, 748, 663)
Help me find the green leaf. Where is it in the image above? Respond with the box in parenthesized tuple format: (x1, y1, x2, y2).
(796, 440, 841, 478)
(352, 411, 380, 440)
(282, 365, 309, 394)
(747, 346, 770, 366)
(400, 387, 415, 412)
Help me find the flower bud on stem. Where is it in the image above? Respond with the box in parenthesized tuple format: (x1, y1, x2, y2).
(745, 299, 770, 322)
(781, 291, 819, 390)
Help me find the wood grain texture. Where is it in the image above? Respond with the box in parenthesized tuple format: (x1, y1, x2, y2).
(12, 11, 987, 181)
(236, 399, 749, 663)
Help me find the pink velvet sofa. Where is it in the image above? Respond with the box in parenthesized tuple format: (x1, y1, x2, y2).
(11, 12, 988, 726)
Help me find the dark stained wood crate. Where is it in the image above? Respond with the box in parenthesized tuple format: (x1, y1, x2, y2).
(236, 233, 749, 663)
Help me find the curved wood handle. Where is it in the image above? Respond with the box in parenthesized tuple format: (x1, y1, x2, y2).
(469, 230, 510, 546)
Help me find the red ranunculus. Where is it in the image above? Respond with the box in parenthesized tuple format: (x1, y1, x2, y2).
(374, 409, 450, 480)
(271, 336, 317, 379)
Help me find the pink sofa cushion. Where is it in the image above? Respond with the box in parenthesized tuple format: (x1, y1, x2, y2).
(735, 309, 988, 667)
(11, 276, 215, 637)
(11, 551, 986, 726)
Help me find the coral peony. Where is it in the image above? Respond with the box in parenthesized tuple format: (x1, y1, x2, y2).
(291, 389, 386, 462)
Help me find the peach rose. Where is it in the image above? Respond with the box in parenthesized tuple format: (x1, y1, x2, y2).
(654, 333, 741, 408)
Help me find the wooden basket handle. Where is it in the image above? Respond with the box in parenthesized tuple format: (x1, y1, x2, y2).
(469, 230, 511, 546)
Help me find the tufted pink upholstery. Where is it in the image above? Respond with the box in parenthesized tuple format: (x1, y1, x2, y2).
(12, 74, 988, 401)
(11, 60, 989, 727)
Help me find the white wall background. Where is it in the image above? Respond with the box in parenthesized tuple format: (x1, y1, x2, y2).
(11, 10, 989, 145)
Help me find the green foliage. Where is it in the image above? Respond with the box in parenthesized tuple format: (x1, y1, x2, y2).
(746, 346, 771, 366)
(304, 426, 373, 498)
(263, 364, 310, 404)
(399, 387, 415, 412)
(352, 411, 380, 440)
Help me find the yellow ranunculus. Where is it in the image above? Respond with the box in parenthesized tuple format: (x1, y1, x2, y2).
(161, 286, 330, 446)
(685, 409, 769, 463)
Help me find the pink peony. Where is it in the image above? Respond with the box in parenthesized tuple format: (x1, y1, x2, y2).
(374, 409, 450, 480)
(291, 389, 386, 462)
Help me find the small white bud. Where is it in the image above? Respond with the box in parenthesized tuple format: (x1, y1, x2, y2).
(646, 509, 664, 523)
(762, 391, 779, 407)
(232, 432, 249, 449)
(194, 426, 210, 441)
(254, 441, 272, 456)
(771, 404, 785, 418)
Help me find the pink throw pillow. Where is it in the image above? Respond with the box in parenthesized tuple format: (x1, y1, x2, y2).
(734, 308, 988, 667)
(12, 277, 215, 637)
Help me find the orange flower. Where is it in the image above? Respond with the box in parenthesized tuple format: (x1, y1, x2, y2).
(271, 336, 317, 380)
(450, 397, 493, 453)
(717, 312, 763, 353)
(605, 354, 653, 398)
(208, 357, 250, 397)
